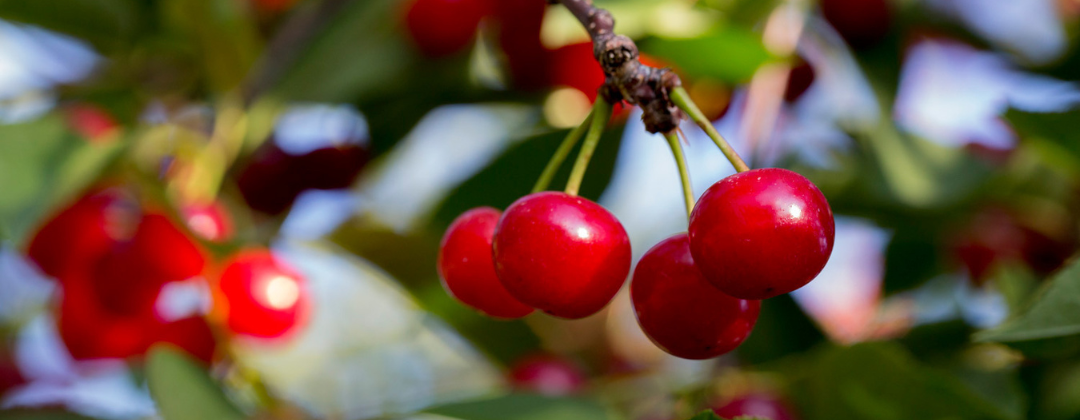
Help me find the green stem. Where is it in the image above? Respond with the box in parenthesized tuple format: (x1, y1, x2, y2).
(671, 87, 750, 173)
(564, 99, 613, 196)
(532, 110, 595, 193)
(664, 131, 694, 220)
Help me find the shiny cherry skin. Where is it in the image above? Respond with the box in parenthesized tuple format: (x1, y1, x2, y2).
(631, 234, 760, 360)
(493, 192, 631, 319)
(438, 207, 534, 319)
(713, 394, 798, 420)
(217, 249, 309, 339)
(689, 168, 834, 300)
(820, 0, 891, 49)
(508, 354, 587, 396)
(405, 0, 490, 57)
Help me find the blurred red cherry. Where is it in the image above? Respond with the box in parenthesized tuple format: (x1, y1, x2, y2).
(27, 188, 137, 280)
(216, 249, 310, 339)
(237, 141, 369, 215)
(509, 354, 587, 395)
(952, 208, 1077, 284)
(64, 104, 119, 142)
(405, 0, 491, 57)
(550, 42, 605, 102)
(820, 0, 892, 49)
(0, 345, 24, 397)
(57, 272, 156, 360)
(783, 60, 815, 103)
(494, 0, 551, 89)
(156, 316, 218, 364)
(713, 394, 798, 420)
(182, 201, 235, 242)
(296, 145, 370, 190)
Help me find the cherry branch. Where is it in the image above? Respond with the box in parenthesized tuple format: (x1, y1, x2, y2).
(553, 0, 684, 134)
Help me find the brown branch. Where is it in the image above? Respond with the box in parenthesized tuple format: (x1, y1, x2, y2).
(554, 0, 684, 133)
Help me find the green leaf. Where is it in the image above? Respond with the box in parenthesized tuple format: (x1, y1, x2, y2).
(425, 394, 612, 420)
(975, 260, 1080, 357)
(161, 0, 262, 91)
(783, 342, 1021, 420)
(639, 27, 772, 83)
(146, 345, 244, 420)
(1006, 109, 1080, 178)
(0, 0, 141, 52)
(0, 115, 122, 245)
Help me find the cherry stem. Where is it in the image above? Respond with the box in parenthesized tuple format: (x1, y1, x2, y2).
(532, 109, 596, 193)
(670, 87, 750, 173)
(663, 131, 694, 220)
(564, 99, 613, 196)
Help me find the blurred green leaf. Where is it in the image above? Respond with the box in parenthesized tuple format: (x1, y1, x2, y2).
(686, 410, 722, 420)
(0, 115, 122, 245)
(975, 259, 1080, 357)
(991, 264, 1039, 316)
(1006, 109, 1080, 178)
(425, 394, 612, 420)
(882, 227, 943, 295)
(433, 124, 626, 229)
(272, 0, 415, 102)
(737, 294, 825, 365)
(161, 0, 262, 91)
(0, 0, 141, 52)
(785, 342, 1020, 420)
(640, 27, 772, 83)
(146, 345, 244, 420)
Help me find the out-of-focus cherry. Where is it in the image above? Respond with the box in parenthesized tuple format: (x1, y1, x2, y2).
(182, 201, 235, 242)
(712, 393, 799, 420)
(216, 249, 310, 339)
(27, 188, 137, 281)
(508, 354, 587, 395)
(405, 0, 491, 57)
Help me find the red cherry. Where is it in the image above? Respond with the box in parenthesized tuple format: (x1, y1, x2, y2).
(550, 42, 605, 101)
(182, 201, 235, 242)
(57, 272, 155, 360)
(438, 207, 534, 319)
(217, 249, 309, 339)
(156, 316, 217, 364)
(783, 60, 815, 103)
(0, 346, 25, 397)
(508, 354, 587, 395)
(237, 143, 307, 215)
(296, 145, 369, 190)
(494, 0, 551, 89)
(820, 0, 891, 49)
(27, 188, 136, 280)
(688, 168, 834, 300)
(64, 104, 119, 142)
(631, 234, 760, 360)
(493, 192, 631, 319)
(713, 394, 798, 420)
(405, 0, 490, 57)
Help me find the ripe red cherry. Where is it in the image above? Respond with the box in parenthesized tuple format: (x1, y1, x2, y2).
(508, 354, 587, 395)
(494, 0, 550, 89)
(405, 0, 490, 57)
(688, 168, 834, 300)
(27, 188, 136, 280)
(820, 0, 891, 49)
(217, 249, 309, 339)
(182, 201, 234, 242)
(237, 141, 369, 215)
(550, 42, 605, 102)
(713, 394, 798, 420)
(493, 192, 631, 319)
(783, 60, 815, 103)
(631, 234, 760, 360)
(438, 207, 534, 319)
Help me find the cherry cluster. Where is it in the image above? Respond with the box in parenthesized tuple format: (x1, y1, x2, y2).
(440, 167, 833, 360)
(26, 186, 310, 364)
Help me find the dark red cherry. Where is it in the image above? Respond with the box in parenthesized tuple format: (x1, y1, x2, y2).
(631, 234, 760, 360)
(27, 188, 136, 281)
(0, 345, 24, 397)
(438, 207, 534, 319)
(820, 0, 891, 49)
(508, 354, 587, 395)
(236, 143, 307, 215)
(493, 192, 631, 319)
(295, 145, 369, 190)
(550, 42, 605, 102)
(405, 0, 490, 57)
(494, 0, 551, 89)
(783, 60, 815, 103)
(713, 394, 798, 420)
(688, 168, 834, 300)
(216, 249, 309, 339)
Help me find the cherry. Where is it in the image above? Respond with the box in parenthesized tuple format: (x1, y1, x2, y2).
(494, 0, 550, 89)
(550, 42, 605, 102)
(295, 145, 370, 190)
(405, 0, 490, 57)
(156, 316, 218, 364)
(631, 234, 760, 360)
(493, 192, 631, 319)
(237, 141, 369, 215)
(438, 207, 534, 319)
(508, 354, 587, 395)
(27, 188, 136, 281)
(783, 60, 815, 103)
(688, 168, 834, 300)
(64, 104, 119, 142)
(712, 394, 798, 420)
(182, 201, 235, 242)
(0, 345, 24, 397)
(952, 207, 1076, 285)
(820, 0, 891, 49)
(216, 249, 309, 339)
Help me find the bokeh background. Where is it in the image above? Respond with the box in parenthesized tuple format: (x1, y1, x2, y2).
(0, 0, 1079, 419)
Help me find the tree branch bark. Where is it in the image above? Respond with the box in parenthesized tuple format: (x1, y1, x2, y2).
(554, 0, 684, 133)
